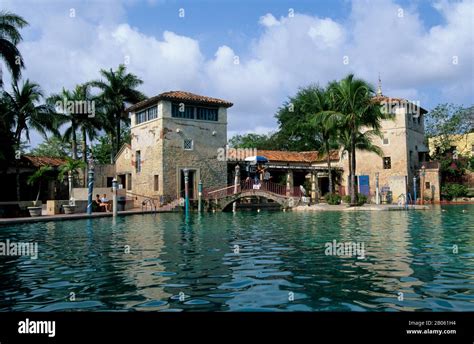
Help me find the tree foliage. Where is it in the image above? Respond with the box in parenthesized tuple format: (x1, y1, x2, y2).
(29, 136, 72, 158)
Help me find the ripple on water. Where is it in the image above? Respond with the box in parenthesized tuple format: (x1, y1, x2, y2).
(0, 206, 473, 311)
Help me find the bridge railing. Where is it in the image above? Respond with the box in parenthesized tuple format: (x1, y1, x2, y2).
(203, 180, 305, 200)
(204, 184, 240, 199)
(240, 180, 286, 196)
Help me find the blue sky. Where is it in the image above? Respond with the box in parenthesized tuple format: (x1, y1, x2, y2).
(2, 0, 473, 146)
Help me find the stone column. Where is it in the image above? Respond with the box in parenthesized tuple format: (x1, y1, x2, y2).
(286, 170, 293, 197)
(311, 172, 317, 203)
(184, 168, 190, 215)
(233, 165, 240, 212)
(420, 166, 426, 205)
(198, 180, 203, 212)
(112, 178, 118, 217)
(86, 161, 95, 215)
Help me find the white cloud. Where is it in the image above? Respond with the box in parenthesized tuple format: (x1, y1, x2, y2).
(259, 13, 280, 27)
(1, 0, 473, 146)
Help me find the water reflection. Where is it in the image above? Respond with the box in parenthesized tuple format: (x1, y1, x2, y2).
(0, 205, 473, 311)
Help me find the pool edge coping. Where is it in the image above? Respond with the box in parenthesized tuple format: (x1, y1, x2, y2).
(0, 209, 178, 226)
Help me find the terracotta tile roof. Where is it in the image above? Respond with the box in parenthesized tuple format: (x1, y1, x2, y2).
(372, 95, 428, 114)
(22, 155, 67, 167)
(127, 91, 233, 112)
(237, 149, 340, 163)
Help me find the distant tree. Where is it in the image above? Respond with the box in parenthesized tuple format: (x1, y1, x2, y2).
(426, 103, 473, 156)
(91, 127, 131, 165)
(29, 136, 72, 158)
(274, 87, 325, 151)
(228, 133, 273, 149)
(91, 136, 113, 165)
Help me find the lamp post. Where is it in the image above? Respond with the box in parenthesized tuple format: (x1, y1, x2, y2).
(286, 170, 291, 197)
(311, 172, 317, 204)
(86, 159, 95, 215)
(375, 172, 380, 205)
(420, 165, 426, 205)
(413, 176, 417, 205)
(198, 180, 203, 213)
(233, 165, 240, 212)
(67, 171, 74, 201)
(184, 168, 190, 216)
(112, 178, 118, 217)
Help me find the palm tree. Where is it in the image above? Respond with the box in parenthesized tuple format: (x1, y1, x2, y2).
(328, 74, 386, 205)
(74, 84, 102, 178)
(89, 64, 145, 159)
(48, 88, 79, 159)
(0, 11, 28, 87)
(27, 165, 53, 206)
(307, 86, 340, 194)
(49, 84, 103, 184)
(2, 79, 59, 200)
(0, 94, 15, 170)
(58, 157, 86, 200)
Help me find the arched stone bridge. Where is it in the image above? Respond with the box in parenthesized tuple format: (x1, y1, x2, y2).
(203, 181, 303, 211)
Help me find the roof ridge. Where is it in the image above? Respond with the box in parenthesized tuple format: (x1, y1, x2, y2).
(127, 90, 233, 112)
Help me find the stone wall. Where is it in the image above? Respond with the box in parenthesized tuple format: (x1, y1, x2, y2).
(93, 164, 116, 187)
(46, 200, 88, 215)
(161, 105, 227, 200)
(336, 106, 430, 203)
(420, 168, 441, 203)
(129, 116, 164, 201)
(129, 100, 228, 202)
(72, 187, 116, 200)
(114, 144, 134, 191)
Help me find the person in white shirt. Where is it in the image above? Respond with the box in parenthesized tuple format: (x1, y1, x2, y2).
(100, 194, 110, 212)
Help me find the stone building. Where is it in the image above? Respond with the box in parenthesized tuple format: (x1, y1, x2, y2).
(228, 88, 438, 204)
(117, 91, 233, 203)
(335, 89, 433, 203)
(101, 88, 439, 206)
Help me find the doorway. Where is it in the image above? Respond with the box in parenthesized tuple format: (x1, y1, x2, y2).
(117, 174, 126, 189)
(358, 175, 370, 196)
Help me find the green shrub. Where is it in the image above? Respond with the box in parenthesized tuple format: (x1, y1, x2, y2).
(325, 193, 341, 205)
(357, 194, 368, 206)
(343, 193, 368, 206)
(442, 183, 468, 200)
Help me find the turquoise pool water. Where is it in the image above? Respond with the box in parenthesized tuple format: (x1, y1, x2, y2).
(0, 205, 473, 311)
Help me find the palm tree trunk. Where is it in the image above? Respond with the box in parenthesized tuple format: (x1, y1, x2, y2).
(82, 127, 87, 187)
(350, 129, 357, 205)
(15, 161, 21, 201)
(35, 181, 41, 205)
(326, 142, 333, 194)
(347, 150, 352, 195)
(14, 130, 22, 201)
(71, 129, 78, 160)
(115, 115, 121, 158)
(109, 133, 114, 164)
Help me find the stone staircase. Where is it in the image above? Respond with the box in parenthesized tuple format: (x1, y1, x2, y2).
(158, 198, 180, 212)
